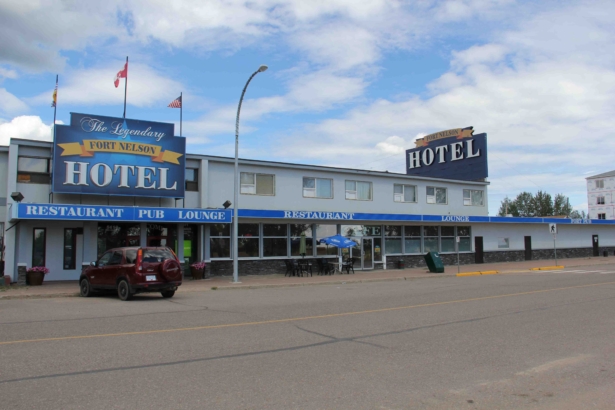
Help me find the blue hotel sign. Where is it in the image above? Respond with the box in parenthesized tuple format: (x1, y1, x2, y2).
(405, 127, 488, 181)
(52, 113, 186, 198)
(14, 203, 231, 223)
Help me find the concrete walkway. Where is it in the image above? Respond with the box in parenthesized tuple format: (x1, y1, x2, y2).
(1, 256, 614, 300)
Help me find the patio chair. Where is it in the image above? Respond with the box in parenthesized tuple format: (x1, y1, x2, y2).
(283, 260, 295, 277)
(341, 257, 355, 274)
(316, 258, 333, 275)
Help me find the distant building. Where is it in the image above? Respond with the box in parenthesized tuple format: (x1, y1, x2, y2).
(586, 170, 615, 220)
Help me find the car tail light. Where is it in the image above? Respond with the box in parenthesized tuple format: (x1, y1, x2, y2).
(136, 248, 143, 272)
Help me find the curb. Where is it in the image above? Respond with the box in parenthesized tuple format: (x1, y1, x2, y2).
(530, 266, 564, 271)
(456, 270, 499, 277)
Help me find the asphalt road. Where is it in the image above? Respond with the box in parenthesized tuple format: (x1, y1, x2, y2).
(1, 264, 615, 409)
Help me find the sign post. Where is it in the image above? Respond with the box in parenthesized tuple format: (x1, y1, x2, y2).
(549, 224, 558, 265)
(456, 236, 460, 273)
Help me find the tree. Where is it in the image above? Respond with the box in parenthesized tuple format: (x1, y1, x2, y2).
(569, 209, 587, 219)
(533, 190, 553, 217)
(497, 192, 581, 217)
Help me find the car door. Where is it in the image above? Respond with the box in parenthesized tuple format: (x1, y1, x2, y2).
(89, 251, 113, 287)
(101, 251, 124, 288)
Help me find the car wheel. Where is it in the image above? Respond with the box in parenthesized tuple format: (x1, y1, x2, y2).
(117, 279, 133, 301)
(160, 290, 175, 298)
(80, 278, 93, 297)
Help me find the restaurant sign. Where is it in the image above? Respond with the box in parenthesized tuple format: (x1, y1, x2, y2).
(52, 113, 186, 198)
(406, 126, 488, 181)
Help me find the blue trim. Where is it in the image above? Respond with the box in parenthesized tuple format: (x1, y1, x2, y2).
(15, 204, 612, 226)
(239, 208, 611, 225)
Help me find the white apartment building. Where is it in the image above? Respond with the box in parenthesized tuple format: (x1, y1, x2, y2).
(587, 171, 615, 220)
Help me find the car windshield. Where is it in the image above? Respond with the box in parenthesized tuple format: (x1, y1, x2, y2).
(142, 248, 174, 263)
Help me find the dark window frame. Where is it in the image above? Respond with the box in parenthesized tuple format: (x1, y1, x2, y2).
(63, 228, 77, 270)
(185, 168, 199, 191)
(18, 157, 51, 184)
(32, 227, 46, 268)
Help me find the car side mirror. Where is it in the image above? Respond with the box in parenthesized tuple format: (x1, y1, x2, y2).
(90, 261, 98, 267)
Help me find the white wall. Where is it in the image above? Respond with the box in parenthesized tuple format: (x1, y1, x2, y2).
(206, 161, 489, 216)
(474, 223, 615, 251)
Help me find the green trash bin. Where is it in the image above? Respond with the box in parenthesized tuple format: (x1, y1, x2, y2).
(424, 252, 444, 273)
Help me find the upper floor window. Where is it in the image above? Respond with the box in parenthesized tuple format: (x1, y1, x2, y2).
(596, 180, 604, 189)
(303, 177, 332, 198)
(394, 184, 417, 203)
(463, 189, 484, 206)
(598, 213, 606, 219)
(426, 186, 447, 204)
(18, 157, 51, 184)
(345, 180, 372, 201)
(185, 168, 198, 191)
(597, 196, 605, 205)
(241, 173, 275, 195)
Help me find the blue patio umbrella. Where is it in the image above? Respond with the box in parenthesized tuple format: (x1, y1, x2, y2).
(319, 235, 358, 272)
(318, 235, 358, 248)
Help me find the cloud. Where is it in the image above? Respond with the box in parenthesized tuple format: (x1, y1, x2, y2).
(0, 1, 119, 71)
(0, 88, 28, 115)
(0, 116, 53, 145)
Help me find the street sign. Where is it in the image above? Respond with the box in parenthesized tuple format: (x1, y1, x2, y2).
(549, 223, 557, 234)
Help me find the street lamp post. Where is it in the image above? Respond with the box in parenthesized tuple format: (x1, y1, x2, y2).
(233, 65, 268, 283)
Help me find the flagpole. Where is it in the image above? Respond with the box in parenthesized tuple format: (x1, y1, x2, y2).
(51, 74, 58, 204)
(180, 92, 183, 137)
(123, 56, 128, 118)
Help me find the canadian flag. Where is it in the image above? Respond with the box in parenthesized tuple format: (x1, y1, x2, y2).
(114, 62, 128, 88)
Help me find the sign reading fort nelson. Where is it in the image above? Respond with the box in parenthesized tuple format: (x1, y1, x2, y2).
(406, 126, 488, 181)
(52, 113, 186, 198)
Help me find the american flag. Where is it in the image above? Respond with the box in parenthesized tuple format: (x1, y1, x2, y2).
(168, 95, 182, 108)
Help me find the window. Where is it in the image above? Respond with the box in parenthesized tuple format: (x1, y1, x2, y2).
(63, 228, 78, 270)
(263, 224, 288, 257)
(498, 238, 510, 249)
(596, 180, 604, 189)
(597, 196, 605, 205)
(463, 189, 484, 206)
(384, 225, 402, 254)
(238, 223, 259, 257)
(290, 224, 313, 257)
(303, 177, 333, 198)
(598, 213, 606, 220)
(32, 228, 46, 267)
(440, 226, 455, 253)
(404, 226, 421, 254)
(426, 186, 447, 204)
(109, 251, 124, 266)
(394, 184, 417, 203)
(240, 173, 275, 195)
(423, 226, 439, 252)
(457, 226, 471, 252)
(210, 224, 230, 258)
(345, 180, 372, 201)
(185, 168, 198, 191)
(18, 157, 51, 184)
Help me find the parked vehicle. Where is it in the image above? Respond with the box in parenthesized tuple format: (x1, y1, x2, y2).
(80, 247, 182, 300)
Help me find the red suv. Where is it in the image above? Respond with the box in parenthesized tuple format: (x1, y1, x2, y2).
(80, 247, 182, 301)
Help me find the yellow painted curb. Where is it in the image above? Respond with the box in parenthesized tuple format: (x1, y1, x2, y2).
(530, 266, 565, 271)
(456, 270, 499, 277)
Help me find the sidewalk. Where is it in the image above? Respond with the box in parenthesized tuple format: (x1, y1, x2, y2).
(1, 256, 613, 300)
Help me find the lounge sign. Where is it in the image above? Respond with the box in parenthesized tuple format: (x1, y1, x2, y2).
(406, 126, 488, 181)
(52, 113, 186, 198)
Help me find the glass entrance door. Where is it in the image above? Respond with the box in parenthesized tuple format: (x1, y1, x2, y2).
(345, 238, 374, 270)
(362, 238, 373, 269)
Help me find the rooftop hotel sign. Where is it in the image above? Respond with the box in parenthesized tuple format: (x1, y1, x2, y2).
(52, 113, 186, 198)
(405, 126, 488, 181)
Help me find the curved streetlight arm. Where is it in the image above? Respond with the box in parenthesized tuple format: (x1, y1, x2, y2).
(233, 66, 267, 283)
